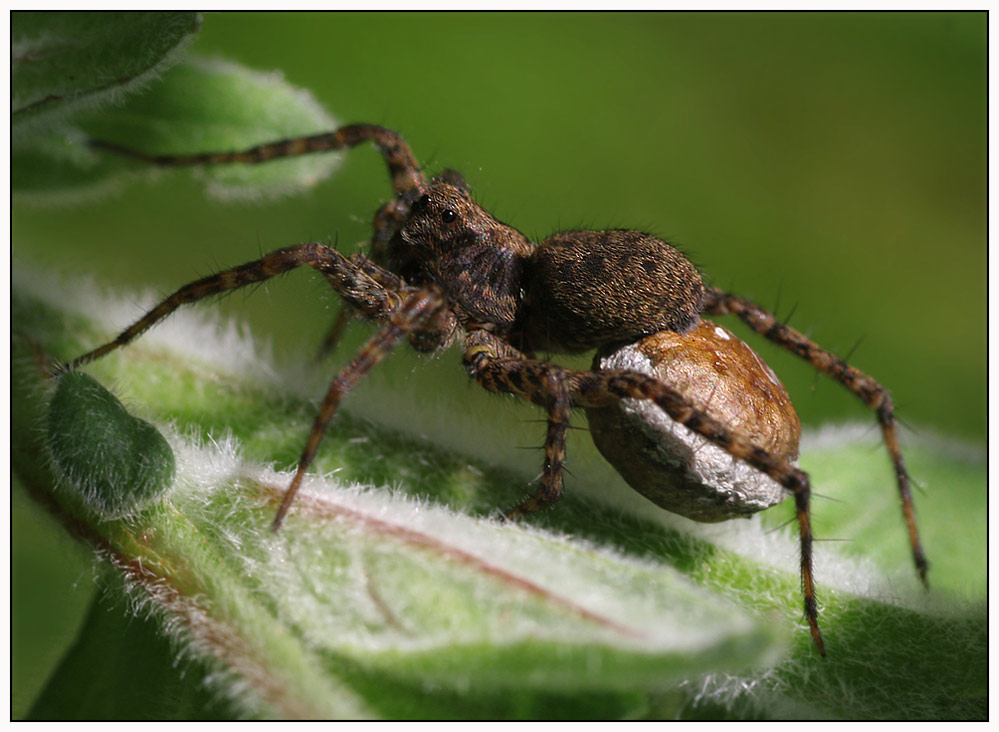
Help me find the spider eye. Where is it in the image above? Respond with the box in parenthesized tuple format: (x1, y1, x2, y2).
(440, 209, 457, 224)
(415, 194, 431, 210)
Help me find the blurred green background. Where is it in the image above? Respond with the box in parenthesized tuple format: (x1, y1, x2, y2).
(13, 11, 986, 717)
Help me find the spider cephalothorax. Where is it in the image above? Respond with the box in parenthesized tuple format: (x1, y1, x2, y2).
(72, 125, 928, 656)
(400, 181, 532, 332)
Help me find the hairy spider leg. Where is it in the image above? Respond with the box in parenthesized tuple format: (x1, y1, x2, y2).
(61, 242, 452, 527)
(316, 198, 416, 361)
(273, 286, 445, 530)
(93, 125, 459, 358)
(64, 243, 357, 371)
(463, 330, 825, 656)
(513, 371, 572, 518)
(91, 123, 428, 199)
(90, 123, 438, 364)
(472, 359, 573, 519)
(314, 306, 356, 362)
(704, 287, 928, 588)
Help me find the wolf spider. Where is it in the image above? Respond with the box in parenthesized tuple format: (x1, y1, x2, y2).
(68, 124, 928, 656)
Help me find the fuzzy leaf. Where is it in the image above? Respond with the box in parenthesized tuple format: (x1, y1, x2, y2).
(10, 267, 987, 720)
(48, 371, 175, 519)
(27, 593, 239, 721)
(13, 269, 790, 720)
(12, 56, 340, 203)
(11, 267, 990, 718)
(11, 12, 200, 135)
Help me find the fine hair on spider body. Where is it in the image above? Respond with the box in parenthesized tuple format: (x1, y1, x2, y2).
(70, 124, 929, 657)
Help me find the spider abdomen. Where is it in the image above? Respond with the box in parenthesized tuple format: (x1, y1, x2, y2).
(586, 320, 801, 522)
(519, 230, 704, 353)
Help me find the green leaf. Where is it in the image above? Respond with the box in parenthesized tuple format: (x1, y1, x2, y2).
(28, 592, 239, 721)
(13, 269, 788, 720)
(12, 56, 340, 204)
(12, 12, 200, 136)
(48, 371, 176, 520)
(10, 266, 990, 719)
(13, 264, 988, 719)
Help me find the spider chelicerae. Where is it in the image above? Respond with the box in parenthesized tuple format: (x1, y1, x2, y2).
(66, 124, 928, 655)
